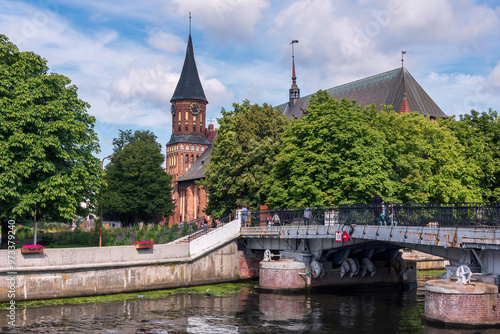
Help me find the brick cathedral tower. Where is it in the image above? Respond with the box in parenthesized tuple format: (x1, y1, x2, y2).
(165, 31, 212, 225)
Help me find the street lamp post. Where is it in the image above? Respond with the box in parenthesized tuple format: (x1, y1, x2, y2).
(100, 154, 114, 247)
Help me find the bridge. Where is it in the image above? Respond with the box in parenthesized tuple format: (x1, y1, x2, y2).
(189, 202, 500, 284)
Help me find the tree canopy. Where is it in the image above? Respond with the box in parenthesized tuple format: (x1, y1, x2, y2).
(200, 100, 289, 218)
(443, 109, 500, 201)
(268, 91, 483, 207)
(102, 130, 174, 226)
(0, 34, 104, 247)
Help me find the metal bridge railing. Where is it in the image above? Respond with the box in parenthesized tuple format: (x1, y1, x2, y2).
(237, 203, 500, 228)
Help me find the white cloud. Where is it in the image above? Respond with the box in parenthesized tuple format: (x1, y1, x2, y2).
(170, 0, 269, 41)
(1, 0, 500, 159)
(147, 29, 185, 53)
(110, 63, 178, 107)
(490, 61, 500, 89)
(424, 71, 500, 116)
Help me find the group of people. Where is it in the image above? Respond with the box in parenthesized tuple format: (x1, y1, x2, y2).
(240, 194, 397, 227)
(372, 192, 397, 226)
(199, 217, 218, 229)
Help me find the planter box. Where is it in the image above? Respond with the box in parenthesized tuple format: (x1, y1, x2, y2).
(21, 248, 44, 254)
(135, 244, 153, 249)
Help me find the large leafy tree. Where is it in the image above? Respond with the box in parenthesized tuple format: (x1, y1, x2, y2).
(268, 90, 482, 207)
(0, 34, 104, 248)
(200, 100, 289, 218)
(443, 109, 500, 201)
(102, 130, 174, 226)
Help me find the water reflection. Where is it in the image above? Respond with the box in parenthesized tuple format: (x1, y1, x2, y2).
(0, 277, 489, 333)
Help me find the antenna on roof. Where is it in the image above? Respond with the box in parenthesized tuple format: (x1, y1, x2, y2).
(401, 50, 406, 68)
(189, 12, 192, 35)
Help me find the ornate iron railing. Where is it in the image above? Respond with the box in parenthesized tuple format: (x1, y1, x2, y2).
(238, 203, 500, 228)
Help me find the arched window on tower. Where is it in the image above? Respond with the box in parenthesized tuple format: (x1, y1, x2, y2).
(193, 125, 196, 132)
(185, 125, 188, 131)
(191, 155, 194, 163)
(185, 155, 188, 163)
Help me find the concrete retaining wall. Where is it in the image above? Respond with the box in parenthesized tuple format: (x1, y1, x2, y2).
(0, 241, 240, 302)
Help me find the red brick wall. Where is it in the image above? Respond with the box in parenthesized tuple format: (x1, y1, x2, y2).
(166, 180, 209, 225)
(238, 251, 262, 279)
(425, 284, 500, 325)
(171, 99, 206, 136)
(259, 267, 307, 290)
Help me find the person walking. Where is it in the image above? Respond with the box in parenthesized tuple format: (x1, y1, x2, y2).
(272, 213, 281, 226)
(241, 206, 248, 226)
(372, 192, 383, 225)
(388, 201, 397, 226)
(304, 206, 312, 225)
(380, 202, 387, 226)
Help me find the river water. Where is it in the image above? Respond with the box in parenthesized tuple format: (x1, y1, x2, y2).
(0, 274, 495, 334)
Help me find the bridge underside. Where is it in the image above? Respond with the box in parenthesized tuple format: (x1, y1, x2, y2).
(240, 224, 500, 283)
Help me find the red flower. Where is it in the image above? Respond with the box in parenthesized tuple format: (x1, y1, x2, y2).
(21, 244, 45, 249)
(132, 240, 154, 245)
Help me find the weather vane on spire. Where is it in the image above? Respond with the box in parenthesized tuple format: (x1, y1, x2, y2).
(189, 12, 192, 35)
(291, 40, 299, 82)
(401, 50, 406, 68)
(289, 40, 300, 104)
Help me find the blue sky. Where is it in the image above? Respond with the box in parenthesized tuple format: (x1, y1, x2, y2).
(1, 0, 500, 161)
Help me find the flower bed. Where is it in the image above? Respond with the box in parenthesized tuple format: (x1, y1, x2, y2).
(21, 244, 45, 254)
(133, 240, 154, 249)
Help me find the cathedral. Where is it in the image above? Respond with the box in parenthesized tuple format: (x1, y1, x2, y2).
(165, 32, 215, 225)
(278, 51, 447, 120)
(166, 35, 447, 225)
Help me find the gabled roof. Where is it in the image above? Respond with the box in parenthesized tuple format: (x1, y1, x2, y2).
(170, 34, 207, 103)
(176, 145, 213, 183)
(278, 67, 448, 119)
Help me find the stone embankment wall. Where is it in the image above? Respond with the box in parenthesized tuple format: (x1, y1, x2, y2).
(0, 241, 240, 302)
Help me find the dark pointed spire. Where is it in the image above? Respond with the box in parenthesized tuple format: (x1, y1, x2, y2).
(170, 33, 207, 103)
(289, 40, 300, 106)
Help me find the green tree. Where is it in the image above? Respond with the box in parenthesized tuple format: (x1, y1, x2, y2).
(378, 106, 482, 203)
(102, 130, 174, 226)
(200, 100, 289, 218)
(443, 109, 500, 201)
(0, 34, 103, 248)
(268, 90, 482, 207)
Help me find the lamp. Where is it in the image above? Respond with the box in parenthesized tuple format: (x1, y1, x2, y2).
(100, 154, 114, 247)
